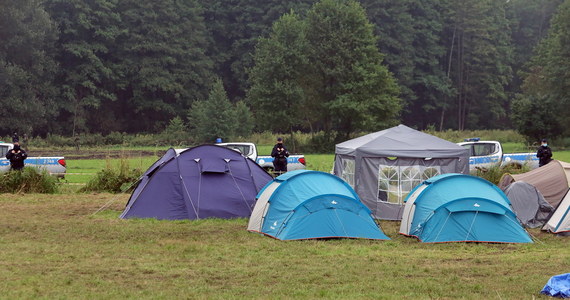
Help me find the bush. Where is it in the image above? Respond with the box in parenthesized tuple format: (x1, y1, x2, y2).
(300, 131, 337, 154)
(80, 159, 143, 193)
(124, 134, 162, 147)
(425, 129, 526, 144)
(44, 133, 74, 147)
(0, 168, 59, 193)
(103, 132, 126, 145)
(472, 163, 531, 185)
(552, 136, 570, 150)
(156, 117, 192, 146)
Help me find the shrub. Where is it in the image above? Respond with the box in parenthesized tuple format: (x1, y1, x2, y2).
(300, 131, 337, 154)
(44, 133, 74, 147)
(0, 167, 58, 193)
(124, 134, 162, 147)
(80, 159, 143, 193)
(104, 132, 126, 145)
(425, 129, 526, 144)
(247, 132, 277, 145)
(157, 117, 192, 146)
(552, 136, 570, 150)
(472, 163, 531, 185)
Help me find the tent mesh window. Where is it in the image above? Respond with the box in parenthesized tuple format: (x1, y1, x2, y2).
(377, 165, 441, 204)
(341, 159, 356, 187)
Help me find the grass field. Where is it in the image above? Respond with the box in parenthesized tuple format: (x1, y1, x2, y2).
(63, 157, 160, 184)
(3, 141, 570, 298)
(0, 194, 566, 298)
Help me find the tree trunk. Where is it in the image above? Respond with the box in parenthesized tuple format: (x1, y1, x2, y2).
(457, 29, 464, 131)
(289, 126, 296, 153)
(441, 24, 457, 131)
(439, 109, 445, 131)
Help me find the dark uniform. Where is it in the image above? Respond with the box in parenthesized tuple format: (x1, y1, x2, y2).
(536, 143, 553, 167)
(271, 142, 289, 174)
(6, 144, 27, 170)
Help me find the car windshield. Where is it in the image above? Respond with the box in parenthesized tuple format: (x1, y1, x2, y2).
(222, 145, 251, 156)
(472, 143, 496, 156)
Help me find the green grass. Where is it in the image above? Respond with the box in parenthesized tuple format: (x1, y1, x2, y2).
(257, 145, 273, 156)
(553, 151, 570, 162)
(7, 141, 570, 297)
(305, 154, 335, 172)
(62, 146, 570, 186)
(0, 193, 565, 298)
(501, 142, 537, 153)
(64, 157, 160, 184)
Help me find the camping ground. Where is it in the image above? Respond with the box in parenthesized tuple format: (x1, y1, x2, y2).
(0, 193, 568, 298)
(2, 146, 570, 298)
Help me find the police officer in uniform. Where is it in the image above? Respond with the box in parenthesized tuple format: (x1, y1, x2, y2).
(536, 138, 553, 167)
(271, 137, 289, 175)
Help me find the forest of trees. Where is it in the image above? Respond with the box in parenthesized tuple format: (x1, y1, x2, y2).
(0, 0, 568, 142)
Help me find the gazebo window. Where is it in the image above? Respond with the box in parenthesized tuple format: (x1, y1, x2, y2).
(341, 159, 356, 187)
(378, 166, 400, 204)
(377, 165, 441, 204)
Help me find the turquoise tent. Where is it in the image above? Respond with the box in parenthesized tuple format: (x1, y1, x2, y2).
(399, 173, 532, 243)
(247, 170, 389, 240)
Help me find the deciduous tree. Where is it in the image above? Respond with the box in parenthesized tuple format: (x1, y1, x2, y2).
(0, 0, 59, 134)
(248, 0, 401, 140)
(516, 0, 570, 139)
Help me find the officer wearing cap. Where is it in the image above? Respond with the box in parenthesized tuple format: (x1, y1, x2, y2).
(536, 138, 553, 167)
(271, 137, 289, 175)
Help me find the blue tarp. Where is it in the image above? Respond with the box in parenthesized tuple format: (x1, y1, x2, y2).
(541, 273, 570, 298)
(121, 145, 273, 220)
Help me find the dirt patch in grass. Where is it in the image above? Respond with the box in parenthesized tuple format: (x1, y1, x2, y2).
(31, 150, 164, 160)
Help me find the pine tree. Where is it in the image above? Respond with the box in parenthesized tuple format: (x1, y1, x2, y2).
(188, 79, 236, 143)
(234, 101, 254, 138)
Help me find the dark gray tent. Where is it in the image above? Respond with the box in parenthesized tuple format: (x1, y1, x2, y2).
(504, 181, 554, 228)
(334, 125, 469, 220)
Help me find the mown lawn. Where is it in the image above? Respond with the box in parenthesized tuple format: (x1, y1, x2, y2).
(0, 194, 567, 299)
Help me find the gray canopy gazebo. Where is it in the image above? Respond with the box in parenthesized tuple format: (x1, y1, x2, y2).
(333, 125, 469, 220)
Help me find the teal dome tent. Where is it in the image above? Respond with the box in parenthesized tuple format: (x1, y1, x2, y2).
(248, 170, 389, 240)
(399, 173, 532, 243)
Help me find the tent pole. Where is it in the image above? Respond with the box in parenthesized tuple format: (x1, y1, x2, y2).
(176, 154, 199, 219)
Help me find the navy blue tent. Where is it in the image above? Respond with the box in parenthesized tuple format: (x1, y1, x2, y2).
(121, 145, 273, 220)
